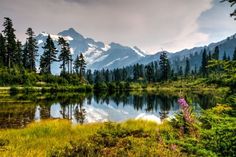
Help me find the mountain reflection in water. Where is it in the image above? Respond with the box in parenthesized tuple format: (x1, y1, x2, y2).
(0, 91, 216, 128)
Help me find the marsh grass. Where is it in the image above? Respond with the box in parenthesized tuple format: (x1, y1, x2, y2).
(0, 120, 172, 157)
(0, 120, 103, 157)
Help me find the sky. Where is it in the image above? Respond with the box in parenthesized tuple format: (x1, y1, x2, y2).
(0, 0, 235, 54)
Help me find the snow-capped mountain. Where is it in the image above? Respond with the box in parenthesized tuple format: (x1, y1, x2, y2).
(36, 28, 236, 74)
(36, 28, 146, 74)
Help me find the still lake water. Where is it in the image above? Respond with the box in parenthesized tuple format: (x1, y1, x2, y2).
(0, 91, 217, 128)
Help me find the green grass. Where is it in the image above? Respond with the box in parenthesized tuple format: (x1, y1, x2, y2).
(0, 120, 103, 156)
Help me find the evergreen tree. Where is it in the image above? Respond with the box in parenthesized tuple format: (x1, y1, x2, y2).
(74, 53, 86, 79)
(170, 69, 175, 80)
(40, 35, 57, 74)
(223, 51, 227, 60)
(145, 63, 154, 83)
(201, 48, 208, 77)
(74, 55, 80, 74)
(94, 70, 104, 84)
(25, 28, 38, 71)
(133, 64, 139, 81)
(122, 68, 128, 81)
(86, 69, 93, 84)
(212, 46, 220, 60)
(178, 66, 183, 77)
(23, 41, 29, 69)
(194, 64, 198, 74)
(233, 47, 236, 60)
(208, 51, 212, 61)
(185, 58, 190, 77)
(2, 17, 17, 68)
(15, 40, 22, 67)
(58, 37, 71, 74)
(0, 33, 6, 66)
(104, 69, 110, 82)
(159, 51, 170, 80)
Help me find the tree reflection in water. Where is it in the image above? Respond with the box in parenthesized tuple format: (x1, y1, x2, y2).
(73, 95, 86, 124)
(0, 91, 217, 128)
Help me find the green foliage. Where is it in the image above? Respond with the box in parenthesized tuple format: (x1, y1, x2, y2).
(49, 122, 179, 157)
(94, 82, 107, 90)
(201, 124, 236, 157)
(199, 105, 236, 157)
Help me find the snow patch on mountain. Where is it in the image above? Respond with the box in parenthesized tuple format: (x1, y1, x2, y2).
(132, 47, 145, 57)
(84, 45, 105, 65)
(123, 56, 129, 59)
(37, 40, 43, 45)
(92, 54, 109, 64)
(40, 32, 48, 37)
(105, 58, 121, 67)
(101, 44, 111, 51)
(70, 48, 74, 54)
(65, 36, 73, 41)
(39, 32, 73, 41)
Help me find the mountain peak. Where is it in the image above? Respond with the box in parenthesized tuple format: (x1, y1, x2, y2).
(68, 27, 76, 32)
(58, 28, 84, 40)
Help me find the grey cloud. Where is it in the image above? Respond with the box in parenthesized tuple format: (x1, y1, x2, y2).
(0, 0, 228, 53)
(64, 0, 97, 4)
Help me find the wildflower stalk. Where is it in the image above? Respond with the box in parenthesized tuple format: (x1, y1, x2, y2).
(177, 98, 198, 137)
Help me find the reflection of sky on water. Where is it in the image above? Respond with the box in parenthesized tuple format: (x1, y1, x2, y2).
(35, 97, 180, 124)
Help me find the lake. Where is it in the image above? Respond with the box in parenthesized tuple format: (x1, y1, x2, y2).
(0, 91, 217, 128)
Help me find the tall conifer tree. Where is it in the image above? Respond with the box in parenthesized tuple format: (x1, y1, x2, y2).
(159, 51, 170, 80)
(201, 48, 208, 77)
(185, 58, 190, 77)
(15, 40, 22, 67)
(0, 33, 6, 66)
(212, 46, 220, 60)
(25, 28, 38, 71)
(40, 35, 57, 74)
(223, 51, 227, 60)
(2, 17, 17, 68)
(58, 37, 71, 74)
(74, 53, 86, 79)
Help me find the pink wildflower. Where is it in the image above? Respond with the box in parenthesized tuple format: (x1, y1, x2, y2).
(178, 98, 193, 123)
(178, 98, 189, 108)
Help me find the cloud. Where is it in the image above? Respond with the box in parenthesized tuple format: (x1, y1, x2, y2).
(0, 0, 213, 53)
